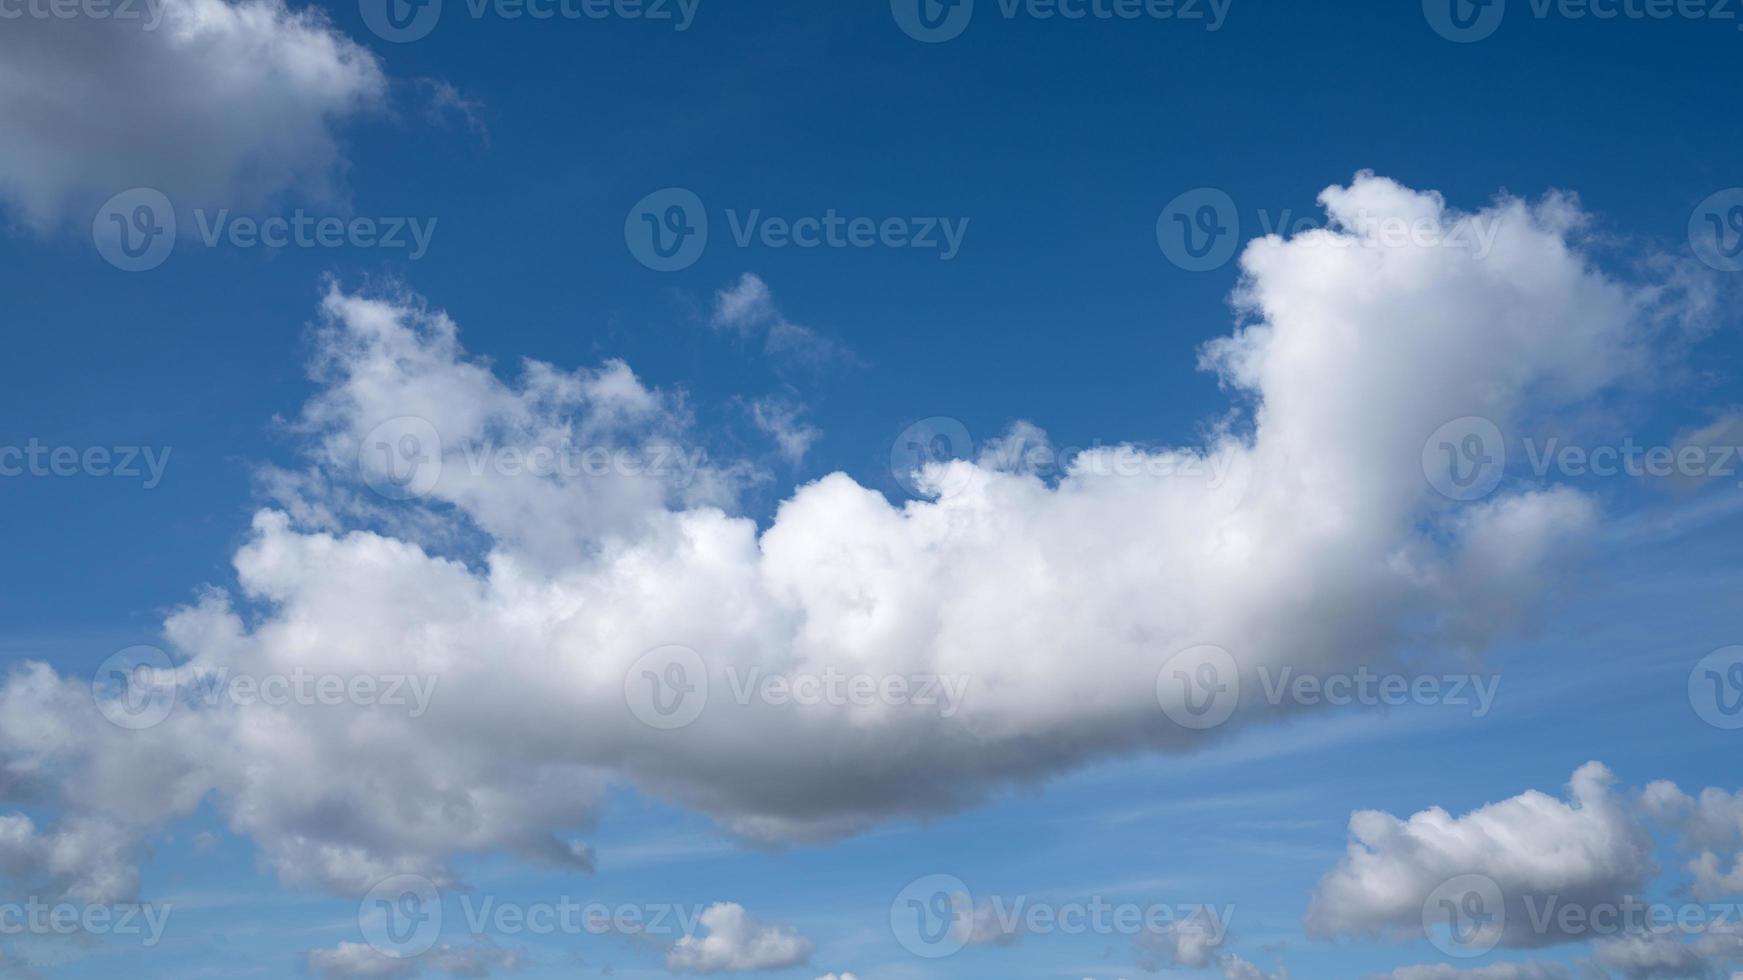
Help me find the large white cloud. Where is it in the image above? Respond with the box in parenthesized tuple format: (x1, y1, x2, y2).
(0, 0, 385, 228)
(0, 175, 1712, 900)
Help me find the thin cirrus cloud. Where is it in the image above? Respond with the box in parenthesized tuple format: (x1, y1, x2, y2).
(0, 175, 1721, 913)
(0, 0, 386, 228)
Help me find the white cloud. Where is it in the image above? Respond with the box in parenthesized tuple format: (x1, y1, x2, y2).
(0, 175, 1711, 896)
(0, 0, 386, 228)
(1643, 781, 1743, 899)
(710, 273, 859, 370)
(1306, 763, 1658, 948)
(750, 397, 821, 464)
(665, 902, 814, 972)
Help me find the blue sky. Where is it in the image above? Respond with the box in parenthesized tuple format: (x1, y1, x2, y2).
(2, 0, 1743, 978)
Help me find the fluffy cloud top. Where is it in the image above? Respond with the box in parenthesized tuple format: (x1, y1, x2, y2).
(0, 0, 385, 227)
(1307, 763, 1658, 947)
(665, 902, 814, 973)
(0, 175, 1710, 898)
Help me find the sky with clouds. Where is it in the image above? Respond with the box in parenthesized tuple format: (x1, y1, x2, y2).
(1, 0, 1742, 978)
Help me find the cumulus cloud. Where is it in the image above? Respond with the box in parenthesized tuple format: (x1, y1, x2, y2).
(1306, 763, 1658, 948)
(1642, 781, 1743, 899)
(0, 175, 1710, 897)
(665, 902, 813, 972)
(0, 0, 386, 228)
